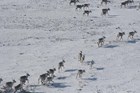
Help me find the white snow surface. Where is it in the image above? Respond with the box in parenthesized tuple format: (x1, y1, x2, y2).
(0, 0, 140, 93)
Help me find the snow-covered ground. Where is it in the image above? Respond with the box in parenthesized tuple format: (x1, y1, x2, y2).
(0, 0, 140, 93)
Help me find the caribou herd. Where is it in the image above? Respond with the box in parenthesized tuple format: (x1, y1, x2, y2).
(70, 0, 138, 16)
(69, 0, 138, 47)
(0, 0, 139, 93)
(0, 57, 88, 93)
(98, 30, 137, 47)
(0, 73, 30, 93)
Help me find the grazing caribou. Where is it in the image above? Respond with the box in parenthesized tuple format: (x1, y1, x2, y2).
(48, 68, 56, 76)
(128, 31, 137, 39)
(38, 72, 49, 85)
(69, 0, 79, 5)
(5, 80, 16, 89)
(80, 54, 85, 63)
(121, 1, 129, 8)
(120, 0, 134, 8)
(102, 8, 110, 15)
(76, 70, 85, 78)
(90, 60, 95, 68)
(97, 36, 106, 47)
(83, 10, 92, 16)
(45, 75, 55, 85)
(76, 5, 83, 10)
(78, 51, 83, 61)
(14, 84, 23, 93)
(20, 73, 30, 85)
(58, 60, 65, 72)
(83, 4, 90, 8)
(101, 0, 110, 5)
(117, 32, 125, 40)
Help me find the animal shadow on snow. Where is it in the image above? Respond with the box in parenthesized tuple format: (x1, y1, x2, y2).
(57, 76, 67, 80)
(108, 15, 119, 18)
(127, 5, 137, 9)
(127, 38, 140, 44)
(65, 69, 77, 72)
(96, 67, 104, 70)
(84, 77, 97, 81)
(91, 16, 99, 18)
(28, 85, 42, 87)
(49, 82, 71, 88)
(19, 92, 44, 93)
(16, 90, 44, 93)
(103, 44, 119, 48)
